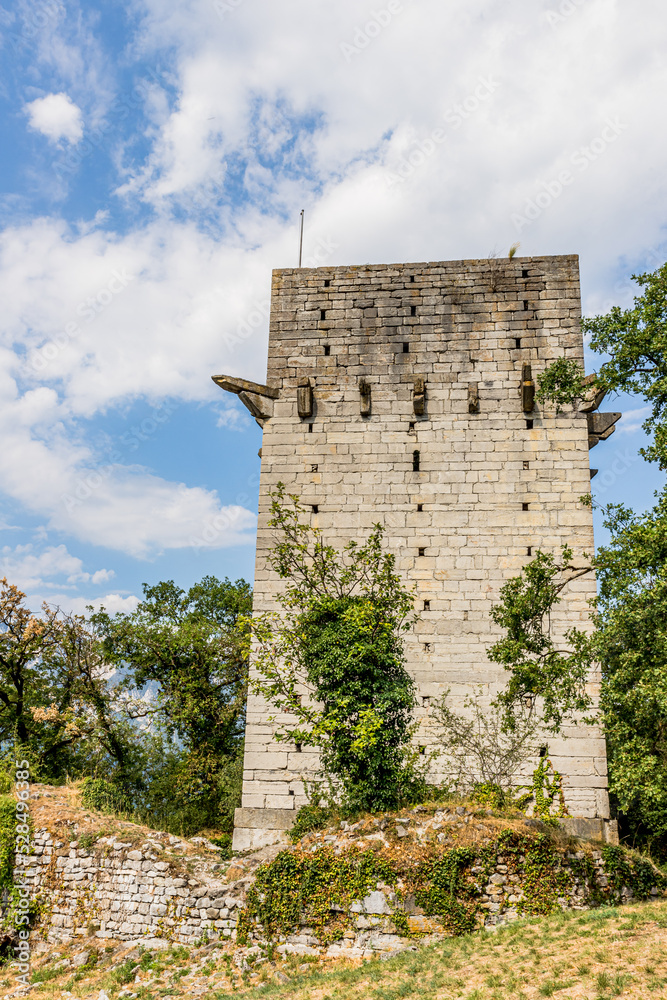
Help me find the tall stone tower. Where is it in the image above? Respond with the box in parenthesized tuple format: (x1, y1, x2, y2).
(214, 254, 620, 851)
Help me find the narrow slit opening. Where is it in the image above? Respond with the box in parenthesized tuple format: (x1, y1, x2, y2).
(324, 279, 330, 287)
(526, 419, 533, 430)
(402, 342, 410, 353)
(421, 695, 430, 707)
(418, 547, 426, 557)
(523, 300, 529, 311)
(295, 744, 302, 753)
(423, 600, 430, 611)
(320, 309, 326, 320)
(408, 421, 415, 432)
(527, 546, 532, 556)
(410, 305, 417, 316)
(515, 338, 522, 348)
(311, 504, 318, 514)
(308, 423, 314, 433)
(522, 269, 529, 278)
(417, 503, 423, 512)
(311, 464, 318, 472)
(522, 502, 529, 511)
(419, 746, 426, 755)
(323, 344, 330, 356)
(523, 460, 530, 469)
(413, 450, 420, 471)
(410, 275, 415, 283)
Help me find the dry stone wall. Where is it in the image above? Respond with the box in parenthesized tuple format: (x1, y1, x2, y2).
(22, 828, 243, 945)
(228, 255, 612, 850)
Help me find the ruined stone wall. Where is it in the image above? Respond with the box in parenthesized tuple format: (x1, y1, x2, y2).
(22, 828, 242, 944)
(233, 255, 610, 850)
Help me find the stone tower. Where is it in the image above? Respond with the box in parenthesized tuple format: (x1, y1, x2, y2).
(214, 254, 620, 851)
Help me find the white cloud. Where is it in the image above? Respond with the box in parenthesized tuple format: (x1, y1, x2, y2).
(0, 543, 111, 593)
(24, 93, 83, 145)
(4, 0, 667, 573)
(616, 407, 651, 435)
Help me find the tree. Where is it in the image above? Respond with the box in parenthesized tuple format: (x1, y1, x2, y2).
(532, 261, 667, 846)
(487, 546, 594, 734)
(536, 261, 667, 469)
(593, 495, 667, 846)
(0, 578, 130, 780)
(92, 575, 252, 830)
(250, 486, 423, 814)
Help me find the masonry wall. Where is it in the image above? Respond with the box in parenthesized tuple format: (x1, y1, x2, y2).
(22, 829, 242, 944)
(236, 255, 609, 849)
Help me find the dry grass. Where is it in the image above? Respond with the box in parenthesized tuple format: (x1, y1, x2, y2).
(13, 898, 667, 1000)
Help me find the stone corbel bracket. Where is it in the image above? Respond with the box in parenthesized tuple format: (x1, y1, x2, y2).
(359, 378, 371, 417)
(297, 378, 314, 419)
(211, 374, 280, 428)
(413, 376, 426, 416)
(587, 411, 622, 449)
(520, 363, 535, 413)
(578, 373, 608, 413)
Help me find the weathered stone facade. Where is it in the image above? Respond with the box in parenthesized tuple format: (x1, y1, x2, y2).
(216, 255, 619, 851)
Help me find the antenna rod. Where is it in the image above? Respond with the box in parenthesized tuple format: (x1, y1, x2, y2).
(298, 209, 304, 267)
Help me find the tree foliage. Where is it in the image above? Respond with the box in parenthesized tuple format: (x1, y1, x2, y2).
(536, 261, 667, 468)
(487, 547, 594, 734)
(250, 486, 423, 813)
(92, 575, 252, 832)
(594, 495, 667, 844)
(0, 578, 131, 781)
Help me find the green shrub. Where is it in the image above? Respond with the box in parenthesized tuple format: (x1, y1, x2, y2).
(80, 777, 133, 816)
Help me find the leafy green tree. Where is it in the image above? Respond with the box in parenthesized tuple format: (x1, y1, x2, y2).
(487, 547, 594, 734)
(536, 261, 667, 468)
(92, 575, 252, 830)
(525, 261, 667, 846)
(0, 578, 131, 781)
(594, 494, 667, 846)
(250, 486, 423, 813)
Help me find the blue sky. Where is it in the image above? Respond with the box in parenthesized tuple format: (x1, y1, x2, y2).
(0, 0, 665, 614)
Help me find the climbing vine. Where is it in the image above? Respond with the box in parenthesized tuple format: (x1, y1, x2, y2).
(238, 828, 667, 946)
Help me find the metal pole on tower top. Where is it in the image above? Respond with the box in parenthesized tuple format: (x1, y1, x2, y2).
(298, 209, 304, 268)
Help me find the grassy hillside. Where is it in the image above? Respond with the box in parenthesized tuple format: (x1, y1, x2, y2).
(21, 897, 667, 999)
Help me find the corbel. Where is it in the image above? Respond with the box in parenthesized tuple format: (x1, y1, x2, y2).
(359, 378, 371, 417)
(211, 373, 280, 428)
(578, 373, 608, 413)
(520, 362, 535, 413)
(297, 378, 314, 418)
(587, 412, 622, 448)
(413, 376, 426, 417)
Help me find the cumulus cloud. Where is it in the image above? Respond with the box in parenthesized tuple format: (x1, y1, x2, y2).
(0, 543, 112, 593)
(24, 93, 83, 145)
(2, 0, 667, 600)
